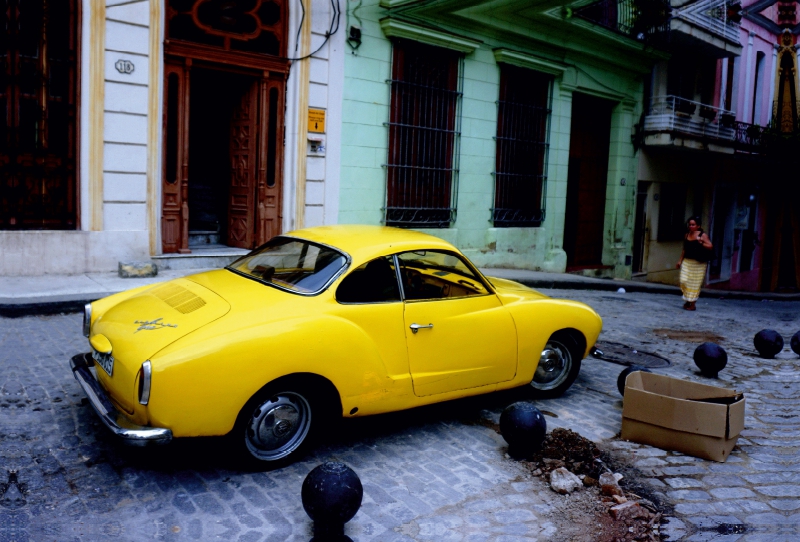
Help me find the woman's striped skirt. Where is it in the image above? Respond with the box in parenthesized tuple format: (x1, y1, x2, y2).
(680, 258, 707, 303)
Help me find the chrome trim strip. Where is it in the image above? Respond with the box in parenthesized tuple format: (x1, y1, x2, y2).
(139, 361, 152, 405)
(70, 353, 171, 445)
(393, 254, 406, 301)
(83, 303, 92, 337)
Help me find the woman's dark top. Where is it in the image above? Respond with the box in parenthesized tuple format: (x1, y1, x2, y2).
(684, 233, 711, 262)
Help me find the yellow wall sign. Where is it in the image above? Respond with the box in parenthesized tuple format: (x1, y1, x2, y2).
(308, 109, 326, 133)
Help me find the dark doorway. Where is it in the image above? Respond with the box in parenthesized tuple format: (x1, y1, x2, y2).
(187, 68, 255, 247)
(632, 181, 650, 274)
(564, 93, 613, 268)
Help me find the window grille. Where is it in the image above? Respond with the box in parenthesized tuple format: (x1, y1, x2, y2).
(385, 41, 462, 228)
(492, 66, 552, 227)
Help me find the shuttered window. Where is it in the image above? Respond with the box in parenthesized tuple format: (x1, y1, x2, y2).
(493, 65, 552, 227)
(385, 40, 462, 228)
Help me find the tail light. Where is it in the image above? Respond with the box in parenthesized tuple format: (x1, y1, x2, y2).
(82, 303, 92, 337)
(138, 361, 152, 405)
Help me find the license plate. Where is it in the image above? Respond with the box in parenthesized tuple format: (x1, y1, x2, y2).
(92, 348, 114, 376)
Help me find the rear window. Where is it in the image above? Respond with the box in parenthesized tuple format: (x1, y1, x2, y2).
(227, 237, 348, 295)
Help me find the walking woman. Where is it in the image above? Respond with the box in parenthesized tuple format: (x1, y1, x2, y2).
(676, 216, 713, 311)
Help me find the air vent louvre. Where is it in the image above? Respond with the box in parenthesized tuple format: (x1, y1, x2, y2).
(151, 284, 207, 314)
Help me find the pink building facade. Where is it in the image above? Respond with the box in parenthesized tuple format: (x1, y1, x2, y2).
(633, 0, 799, 292)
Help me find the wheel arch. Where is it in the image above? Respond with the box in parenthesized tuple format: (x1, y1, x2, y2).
(233, 372, 343, 430)
(550, 328, 587, 359)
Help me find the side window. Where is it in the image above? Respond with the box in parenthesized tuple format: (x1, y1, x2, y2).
(336, 256, 401, 303)
(397, 251, 490, 301)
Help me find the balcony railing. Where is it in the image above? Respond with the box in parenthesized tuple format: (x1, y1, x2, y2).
(643, 95, 774, 154)
(733, 121, 766, 152)
(574, 0, 671, 42)
(673, 0, 741, 45)
(643, 95, 735, 140)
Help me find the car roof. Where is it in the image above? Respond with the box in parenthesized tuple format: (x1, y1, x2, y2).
(284, 225, 458, 262)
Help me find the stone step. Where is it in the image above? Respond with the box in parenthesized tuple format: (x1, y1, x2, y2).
(189, 230, 221, 246)
(152, 246, 249, 271)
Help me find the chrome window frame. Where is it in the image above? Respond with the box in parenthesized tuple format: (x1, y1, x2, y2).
(394, 249, 496, 302)
(226, 236, 352, 297)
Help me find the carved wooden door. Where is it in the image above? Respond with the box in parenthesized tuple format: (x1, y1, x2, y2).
(162, 61, 191, 253)
(227, 82, 259, 248)
(256, 76, 285, 245)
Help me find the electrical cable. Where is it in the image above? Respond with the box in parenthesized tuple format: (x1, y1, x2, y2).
(282, 0, 341, 62)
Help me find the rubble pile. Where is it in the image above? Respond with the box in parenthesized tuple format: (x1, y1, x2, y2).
(524, 428, 663, 542)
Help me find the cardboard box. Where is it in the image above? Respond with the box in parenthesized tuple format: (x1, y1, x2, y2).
(621, 372, 745, 462)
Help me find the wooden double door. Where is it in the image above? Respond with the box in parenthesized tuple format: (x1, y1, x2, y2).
(162, 61, 285, 253)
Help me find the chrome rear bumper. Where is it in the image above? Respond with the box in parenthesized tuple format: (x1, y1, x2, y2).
(69, 353, 172, 446)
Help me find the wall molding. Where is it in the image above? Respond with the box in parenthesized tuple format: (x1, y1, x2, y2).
(147, 0, 162, 255)
(380, 18, 481, 53)
(89, 1, 105, 231)
(294, 2, 312, 229)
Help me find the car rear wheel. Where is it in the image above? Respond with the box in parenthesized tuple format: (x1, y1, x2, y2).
(235, 379, 326, 468)
(530, 333, 582, 398)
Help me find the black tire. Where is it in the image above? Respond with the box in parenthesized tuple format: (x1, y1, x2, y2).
(529, 332, 583, 399)
(233, 377, 334, 469)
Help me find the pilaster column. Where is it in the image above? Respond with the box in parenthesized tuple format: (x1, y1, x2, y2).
(742, 31, 756, 123)
(767, 44, 779, 124)
(719, 58, 729, 110)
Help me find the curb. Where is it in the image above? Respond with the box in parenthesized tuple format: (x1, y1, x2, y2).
(2, 275, 799, 318)
(0, 294, 111, 318)
(516, 278, 800, 301)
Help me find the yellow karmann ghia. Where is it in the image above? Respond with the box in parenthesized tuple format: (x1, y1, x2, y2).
(71, 225, 602, 467)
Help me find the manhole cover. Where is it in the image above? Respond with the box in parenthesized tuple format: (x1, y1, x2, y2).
(591, 341, 671, 368)
(652, 328, 724, 343)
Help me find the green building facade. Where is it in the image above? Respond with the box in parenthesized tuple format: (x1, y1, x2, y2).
(339, 0, 668, 277)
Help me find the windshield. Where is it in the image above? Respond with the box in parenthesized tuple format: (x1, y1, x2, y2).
(227, 237, 348, 295)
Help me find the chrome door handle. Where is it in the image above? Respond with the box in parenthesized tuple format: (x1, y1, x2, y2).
(409, 323, 433, 334)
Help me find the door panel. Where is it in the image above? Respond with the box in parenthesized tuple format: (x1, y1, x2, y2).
(256, 79, 284, 245)
(227, 81, 259, 248)
(404, 295, 517, 397)
(162, 62, 191, 253)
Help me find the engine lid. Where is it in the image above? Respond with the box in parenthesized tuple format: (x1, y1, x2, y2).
(90, 278, 230, 412)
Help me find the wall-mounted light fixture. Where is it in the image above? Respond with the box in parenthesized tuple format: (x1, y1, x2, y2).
(347, 25, 362, 50)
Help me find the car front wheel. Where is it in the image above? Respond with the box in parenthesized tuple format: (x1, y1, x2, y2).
(530, 333, 582, 398)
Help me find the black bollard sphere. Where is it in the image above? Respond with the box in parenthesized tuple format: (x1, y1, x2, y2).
(499, 402, 546, 460)
(617, 365, 651, 396)
(791, 331, 800, 356)
(693, 342, 728, 378)
(302, 462, 363, 537)
(754, 329, 784, 359)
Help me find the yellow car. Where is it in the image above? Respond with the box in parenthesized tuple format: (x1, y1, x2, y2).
(71, 225, 602, 466)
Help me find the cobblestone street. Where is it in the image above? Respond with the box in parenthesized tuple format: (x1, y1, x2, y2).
(1, 288, 799, 541)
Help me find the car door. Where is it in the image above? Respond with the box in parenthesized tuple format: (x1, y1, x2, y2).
(397, 250, 518, 397)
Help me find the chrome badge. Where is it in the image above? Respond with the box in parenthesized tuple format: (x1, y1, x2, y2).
(134, 318, 178, 333)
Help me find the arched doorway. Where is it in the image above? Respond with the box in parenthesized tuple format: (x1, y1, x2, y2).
(161, 0, 288, 253)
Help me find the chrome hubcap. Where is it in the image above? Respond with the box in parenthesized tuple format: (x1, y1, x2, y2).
(246, 392, 311, 461)
(532, 340, 572, 390)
